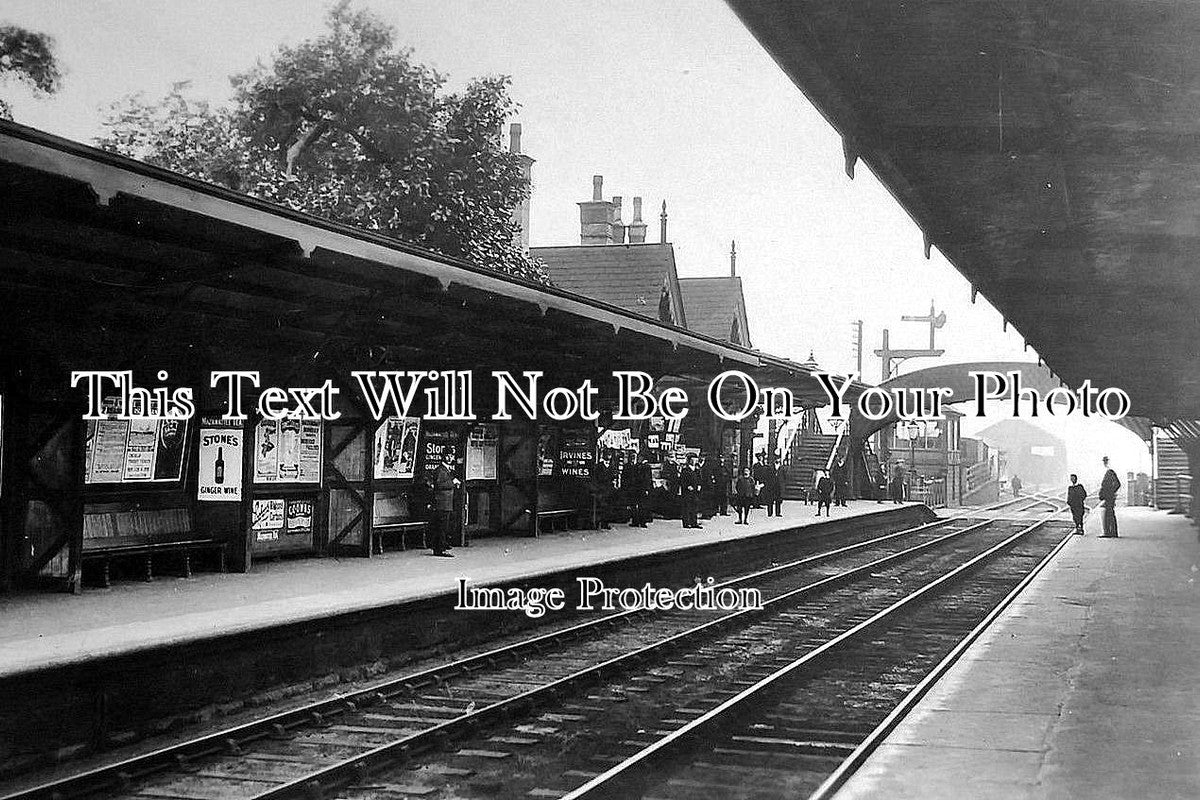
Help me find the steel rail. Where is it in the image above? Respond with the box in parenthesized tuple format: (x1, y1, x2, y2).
(559, 509, 1065, 800)
(804, 503, 1093, 800)
(240, 508, 1040, 800)
(2, 496, 1041, 800)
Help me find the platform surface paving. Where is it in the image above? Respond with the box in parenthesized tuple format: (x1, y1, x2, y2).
(0, 501, 916, 678)
(834, 506, 1200, 800)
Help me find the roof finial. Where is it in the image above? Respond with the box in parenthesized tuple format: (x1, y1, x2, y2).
(730, 240, 737, 277)
(660, 200, 668, 243)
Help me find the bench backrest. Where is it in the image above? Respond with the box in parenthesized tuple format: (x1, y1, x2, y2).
(83, 506, 194, 551)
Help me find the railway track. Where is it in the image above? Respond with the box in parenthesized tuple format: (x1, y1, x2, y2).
(557, 495, 1081, 800)
(2, 494, 1067, 800)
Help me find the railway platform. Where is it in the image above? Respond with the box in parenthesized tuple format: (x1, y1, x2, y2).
(0, 501, 918, 678)
(834, 506, 1200, 800)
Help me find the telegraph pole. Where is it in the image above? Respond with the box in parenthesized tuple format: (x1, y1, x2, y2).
(852, 320, 863, 376)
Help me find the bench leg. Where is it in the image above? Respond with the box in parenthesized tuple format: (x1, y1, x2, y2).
(218, 547, 227, 573)
(144, 555, 153, 582)
(182, 552, 193, 579)
(101, 559, 111, 589)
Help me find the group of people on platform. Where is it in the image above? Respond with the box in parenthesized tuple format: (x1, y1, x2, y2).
(587, 451, 885, 531)
(590, 451, 794, 530)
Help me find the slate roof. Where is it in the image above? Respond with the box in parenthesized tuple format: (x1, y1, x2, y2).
(677, 276, 752, 347)
(531, 243, 687, 328)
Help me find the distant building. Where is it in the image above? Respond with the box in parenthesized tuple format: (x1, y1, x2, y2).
(531, 176, 750, 346)
(678, 242, 751, 346)
(977, 419, 1068, 488)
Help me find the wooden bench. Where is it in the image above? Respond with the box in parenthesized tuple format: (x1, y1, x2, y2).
(373, 520, 428, 553)
(536, 508, 576, 534)
(83, 538, 227, 587)
(82, 506, 227, 587)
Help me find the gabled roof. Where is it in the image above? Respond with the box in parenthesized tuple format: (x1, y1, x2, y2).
(531, 243, 687, 329)
(677, 276, 752, 347)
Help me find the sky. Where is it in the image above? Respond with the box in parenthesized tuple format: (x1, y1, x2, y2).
(0, 0, 1150, 474)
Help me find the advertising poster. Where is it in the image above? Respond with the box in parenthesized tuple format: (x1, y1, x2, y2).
(598, 428, 631, 450)
(251, 498, 285, 533)
(277, 419, 301, 481)
(197, 421, 243, 502)
(537, 428, 558, 476)
(465, 424, 498, 480)
(558, 429, 594, 478)
(419, 426, 462, 473)
(298, 421, 322, 482)
(255, 418, 322, 483)
(88, 418, 128, 483)
(84, 396, 190, 485)
(122, 419, 158, 481)
(286, 499, 313, 532)
(153, 419, 188, 480)
(374, 416, 420, 479)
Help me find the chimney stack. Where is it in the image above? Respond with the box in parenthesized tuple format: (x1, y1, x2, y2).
(660, 200, 669, 243)
(627, 197, 647, 243)
(611, 196, 626, 244)
(579, 175, 615, 245)
(730, 240, 737, 276)
(508, 123, 533, 251)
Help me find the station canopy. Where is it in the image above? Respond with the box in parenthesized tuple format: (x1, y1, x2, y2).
(0, 121, 829, 411)
(727, 0, 1200, 423)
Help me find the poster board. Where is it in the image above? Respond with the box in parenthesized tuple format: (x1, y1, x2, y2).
(197, 418, 244, 502)
(598, 428, 631, 450)
(558, 428, 595, 478)
(373, 416, 420, 479)
(537, 428, 558, 476)
(250, 497, 313, 542)
(253, 418, 322, 484)
(250, 497, 285, 542)
(83, 398, 190, 485)
(419, 426, 463, 473)
(465, 424, 498, 480)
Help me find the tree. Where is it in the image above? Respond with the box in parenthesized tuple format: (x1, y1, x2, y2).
(98, 4, 547, 284)
(0, 24, 61, 120)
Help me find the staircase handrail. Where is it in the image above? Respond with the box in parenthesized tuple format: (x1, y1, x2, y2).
(825, 423, 847, 472)
(780, 422, 802, 465)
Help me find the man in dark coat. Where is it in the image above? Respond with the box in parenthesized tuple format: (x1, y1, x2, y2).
(831, 457, 849, 507)
(1067, 474, 1087, 535)
(429, 449, 461, 557)
(590, 456, 615, 530)
(770, 460, 788, 517)
(815, 470, 834, 517)
(889, 465, 906, 504)
(875, 465, 888, 504)
(714, 455, 732, 516)
(679, 455, 702, 529)
(1010, 475, 1023, 497)
(627, 455, 652, 528)
(1099, 456, 1121, 538)
(734, 467, 756, 524)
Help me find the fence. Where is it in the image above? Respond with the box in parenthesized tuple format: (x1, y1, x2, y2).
(910, 477, 947, 509)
